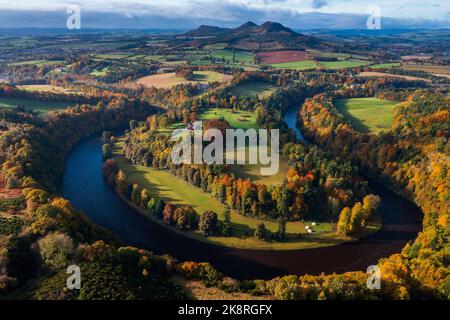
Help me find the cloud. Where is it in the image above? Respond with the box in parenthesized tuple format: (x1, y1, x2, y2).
(311, 0, 328, 9)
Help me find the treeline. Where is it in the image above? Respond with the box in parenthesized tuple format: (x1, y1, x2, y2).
(299, 89, 449, 298)
(103, 157, 230, 238)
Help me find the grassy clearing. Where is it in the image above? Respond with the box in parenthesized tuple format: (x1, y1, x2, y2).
(90, 67, 110, 77)
(228, 155, 289, 185)
(0, 97, 73, 114)
(319, 60, 372, 69)
(270, 60, 317, 70)
(229, 81, 277, 98)
(334, 97, 397, 134)
(200, 108, 258, 130)
(112, 138, 340, 250)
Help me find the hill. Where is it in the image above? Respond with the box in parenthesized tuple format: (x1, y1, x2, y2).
(185, 21, 320, 50)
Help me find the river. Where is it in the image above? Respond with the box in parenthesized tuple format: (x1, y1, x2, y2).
(62, 107, 422, 279)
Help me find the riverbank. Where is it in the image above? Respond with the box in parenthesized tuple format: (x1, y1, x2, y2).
(110, 135, 382, 250)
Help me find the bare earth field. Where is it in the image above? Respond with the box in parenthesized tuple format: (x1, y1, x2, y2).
(256, 50, 308, 64)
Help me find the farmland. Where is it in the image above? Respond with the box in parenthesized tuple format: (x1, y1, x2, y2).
(200, 108, 258, 130)
(0, 97, 74, 114)
(134, 71, 232, 89)
(334, 97, 397, 134)
(256, 50, 308, 64)
(18, 84, 78, 94)
(357, 71, 431, 83)
(319, 60, 372, 69)
(270, 60, 317, 70)
(370, 63, 401, 69)
(229, 81, 278, 98)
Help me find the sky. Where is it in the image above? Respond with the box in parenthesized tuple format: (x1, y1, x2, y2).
(0, 0, 449, 29)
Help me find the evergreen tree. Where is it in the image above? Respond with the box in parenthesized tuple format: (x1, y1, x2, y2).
(222, 207, 232, 236)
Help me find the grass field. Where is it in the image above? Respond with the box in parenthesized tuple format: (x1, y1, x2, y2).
(18, 84, 79, 94)
(0, 97, 73, 114)
(211, 49, 254, 63)
(200, 108, 258, 130)
(370, 63, 401, 69)
(112, 138, 341, 250)
(94, 53, 131, 60)
(334, 97, 397, 134)
(319, 60, 372, 69)
(134, 71, 232, 89)
(229, 81, 277, 98)
(9, 60, 64, 66)
(270, 60, 317, 70)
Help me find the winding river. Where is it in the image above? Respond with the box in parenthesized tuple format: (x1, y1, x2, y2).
(63, 108, 422, 279)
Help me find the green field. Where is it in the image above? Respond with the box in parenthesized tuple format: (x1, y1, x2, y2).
(200, 108, 258, 130)
(270, 60, 317, 70)
(9, 60, 64, 66)
(320, 60, 372, 69)
(94, 53, 131, 60)
(370, 63, 401, 69)
(229, 81, 277, 98)
(203, 43, 228, 50)
(212, 49, 254, 63)
(113, 139, 340, 250)
(334, 97, 397, 134)
(0, 97, 73, 114)
(90, 67, 110, 77)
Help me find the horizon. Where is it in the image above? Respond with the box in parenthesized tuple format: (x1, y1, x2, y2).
(0, 0, 449, 29)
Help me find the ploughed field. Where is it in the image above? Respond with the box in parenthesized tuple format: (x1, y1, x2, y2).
(256, 50, 308, 64)
(334, 97, 398, 134)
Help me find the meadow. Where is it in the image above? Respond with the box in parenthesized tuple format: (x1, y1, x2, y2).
(319, 60, 372, 69)
(200, 108, 258, 130)
(229, 81, 277, 98)
(270, 60, 317, 70)
(334, 97, 397, 134)
(0, 97, 74, 114)
(370, 63, 401, 69)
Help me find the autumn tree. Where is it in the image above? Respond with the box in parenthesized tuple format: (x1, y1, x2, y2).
(337, 207, 352, 235)
(199, 211, 218, 236)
